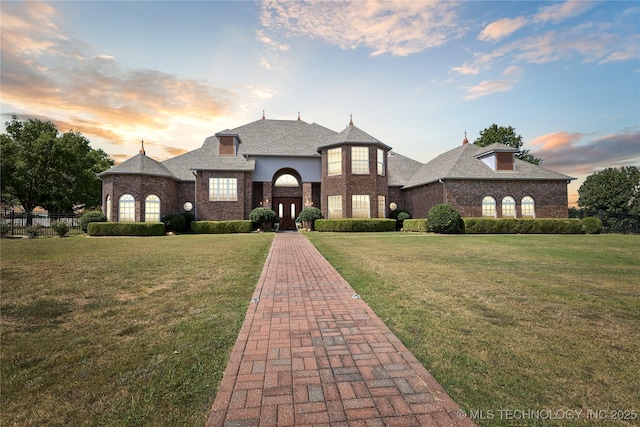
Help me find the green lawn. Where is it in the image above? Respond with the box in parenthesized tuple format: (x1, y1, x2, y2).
(1, 234, 273, 426)
(307, 233, 640, 426)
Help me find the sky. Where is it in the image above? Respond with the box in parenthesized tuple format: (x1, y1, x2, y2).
(1, 0, 639, 207)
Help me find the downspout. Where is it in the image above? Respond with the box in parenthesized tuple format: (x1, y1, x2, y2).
(192, 171, 198, 220)
(439, 179, 447, 204)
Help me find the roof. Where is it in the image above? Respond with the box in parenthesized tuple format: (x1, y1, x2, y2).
(387, 152, 423, 186)
(318, 124, 393, 151)
(404, 143, 574, 189)
(246, 122, 337, 157)
(98, 153, 177, 178)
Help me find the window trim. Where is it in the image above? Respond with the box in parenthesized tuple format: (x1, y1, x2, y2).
(327, 148, 342, 176)
(209, 177, 238, 201)
(377, 148, 385, 176)
(522, 196, 536, 218)
(377, 195, 386, 218)
(502, 196, 516, 218)
(482, 196, 497, 217)
(328, 195, 342, 219)
(119, 194, 135, 222)
(145, 194, 161, 222)
(351, 146, 369, 175)
(352, 194, 370, 218)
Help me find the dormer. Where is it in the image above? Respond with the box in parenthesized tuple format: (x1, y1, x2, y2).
(215, 131, 241, 156)
(475, 144, 517, 172)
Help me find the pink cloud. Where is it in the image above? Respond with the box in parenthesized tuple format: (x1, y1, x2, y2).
(478, 17, 527, 42)
(534, 0, 597, 24)
(530, 131, 584, 150)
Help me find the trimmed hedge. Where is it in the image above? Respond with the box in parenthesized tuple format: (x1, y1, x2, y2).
(402, 219, 429, 232)
(80, 211, 107, 233)
(581, 216, 603, 234)
(464, 218, 583, 234)
(314, 218, 396, 232)
(88, 222, 165, 236)
(191, 220, 252, 234)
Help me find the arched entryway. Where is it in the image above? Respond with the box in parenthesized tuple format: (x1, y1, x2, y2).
(272, 169, 302, 230)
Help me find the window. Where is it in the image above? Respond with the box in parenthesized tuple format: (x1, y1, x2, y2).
(377, 149, 385, 176)
(278, 203, 284, 219)
(290, 203, 296, 220)
(482, 196, 496, 217)
(145, 194, 161, 222)
(522, 196, 535, 217)
(209, 178, 237, 201)
(328, 195, 342, 219)
(327, 148, 342, 176)
(352, 195, 370, 218)
(274, 174, 299, 187)
(119, 194, 135, 222)
(351, 146, 369, 174)
(502, 196, 516, 218)
(105, 195, 111, 221)
(378, 195, 386, 218)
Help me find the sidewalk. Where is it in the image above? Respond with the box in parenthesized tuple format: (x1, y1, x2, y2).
(207, 232, 476, 427)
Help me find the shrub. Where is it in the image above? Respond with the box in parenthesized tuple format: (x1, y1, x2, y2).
(80, 211, 107, 233)
(428, 204, 464, 234)
(162, 213, 187, 233)
(25, 224, 42, 239)
(314, 218, 396, 232)
(297, 207, 323, 230)
(191, 220, 252, 234)
(1, 223, 9, 237)
(181, 212, 195, 231)
(464, 218, 584, 234)
(390, 209, 411, 229)
(402, 219, 428, 232)
(249, 207, 277, 231)
(88, 222, 165, 236)
(581, 216, 603, 234)
(51, 221, 70, 237)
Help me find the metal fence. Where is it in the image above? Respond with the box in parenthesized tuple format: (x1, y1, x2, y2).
(1, 209, 83, 238)
(569, 209, 639, 235)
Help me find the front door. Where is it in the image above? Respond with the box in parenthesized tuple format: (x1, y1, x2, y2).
(274, 197, 302, 230)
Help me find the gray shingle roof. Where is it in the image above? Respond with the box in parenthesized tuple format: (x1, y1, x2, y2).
(404, 143, 574, 189)
(246, 122, 337, 157)
(387, 152, 423, 186)
(98, 153, 177, 178)
(318, 125, 393, 151)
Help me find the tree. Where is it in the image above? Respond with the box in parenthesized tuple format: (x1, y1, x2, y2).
(1, 117, 114, 220)
(578, 166, 640, 215)
(473, 124, 542, 165)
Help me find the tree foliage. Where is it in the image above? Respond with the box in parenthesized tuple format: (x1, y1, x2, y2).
(0, 117, 114, 214)
(473, 123, 542, 165)
(577, 166, 640, 215)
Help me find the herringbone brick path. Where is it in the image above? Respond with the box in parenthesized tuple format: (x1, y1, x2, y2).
(207, 232, 475, 427)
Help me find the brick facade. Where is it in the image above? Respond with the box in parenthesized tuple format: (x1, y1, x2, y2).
(194, 170, 253, 220)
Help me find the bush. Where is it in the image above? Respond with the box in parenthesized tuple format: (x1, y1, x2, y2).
(181, 212, 195, 231)
(80, 211, 107, 233)
(297, 207, 323, 230)
(249, 208, 277, 231)
(314, 218, 396, 232)
(1, 223, 10, 237)
(390, 209, 411, 229)
(162, 213, 187, 233)
(51, 221, 70, 237)
(463, 218, 584, 234)
(402, 219, 428, 232)
(87, 222, 165, 236)
(25, 224, 42, 239)
(428, 204, 464, 234)
(191, 220, 252, 234)
(581, 216, 603, 234)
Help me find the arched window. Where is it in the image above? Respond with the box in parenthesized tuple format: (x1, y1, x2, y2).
(482, 196, 496, 217)
(119, 194, 135, 222)
(522, 196, 535, 217)
(105, 195, 111, 221)
(145, 194, 161, 222)
(502, 196, 516, 217)
(274, 174, 299, 187)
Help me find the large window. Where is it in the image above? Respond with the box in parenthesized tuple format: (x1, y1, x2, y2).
(351, 146, 369, 174)
(352, 195, 370, 218)
(145, 194, 161, 222)
(482, 196, 496, 217)
(377, 149, 385, 176)
(327, 148, 342, 176)
(522, 196, 535, 217)
(378, 195, 386, 218)
(119, 194, 135, 222)
(209, 178, 237, 201)
(274, 174, 299, 187)
(502, 196, 516, 218)
(328, 195, 342, 219)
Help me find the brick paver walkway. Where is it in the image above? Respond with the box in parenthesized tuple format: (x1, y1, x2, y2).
(207, 232, 475, 427)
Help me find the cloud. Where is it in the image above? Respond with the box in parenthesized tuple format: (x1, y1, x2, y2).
(478, 17, 527, 42)
(451, 65, 480, 75)
(532, 128, 640, 174)
(462, 66, 521, 100)
(0, 1, 238, 149)
(260, 0, 464, 56)
(534, 0, 597, 24)
(256, 30, 290, 52)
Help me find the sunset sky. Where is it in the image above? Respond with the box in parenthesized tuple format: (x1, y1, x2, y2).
(1, 0, 639, 207)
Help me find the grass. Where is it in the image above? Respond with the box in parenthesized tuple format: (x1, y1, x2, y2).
(1, 233, 273, 426)
(307, 233, 640, 426)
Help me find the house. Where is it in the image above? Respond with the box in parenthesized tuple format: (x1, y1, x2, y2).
(98, 114, 574, 229)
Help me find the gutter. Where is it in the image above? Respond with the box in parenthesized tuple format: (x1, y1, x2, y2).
(192, 171, 198, 220)
(439, 179, 447, 204)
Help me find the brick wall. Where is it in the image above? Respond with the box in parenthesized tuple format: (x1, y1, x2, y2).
(101, 174, 181, 221)
(404, 179, 569, 218)
(194, 170, 253, 220)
